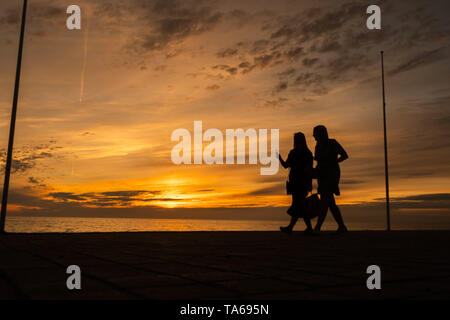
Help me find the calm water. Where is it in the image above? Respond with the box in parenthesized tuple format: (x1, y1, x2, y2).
(5, 215, 450, 233)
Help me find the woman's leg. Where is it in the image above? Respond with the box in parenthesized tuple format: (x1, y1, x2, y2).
(328, 194, 347, 230)
(314, 193, 329, 232)
(281, 195, 299, 233)
(287, 194, 300, 230)
(287, 216, 299, 230)
(303, 216, 313, 231)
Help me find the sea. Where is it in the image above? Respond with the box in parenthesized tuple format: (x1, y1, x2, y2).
(5, 215, 450, 233)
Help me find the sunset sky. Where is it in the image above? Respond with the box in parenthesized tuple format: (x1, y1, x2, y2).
(0, 0, 449, 222)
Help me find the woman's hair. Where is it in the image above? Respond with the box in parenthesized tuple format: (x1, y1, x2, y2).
(313, 125, 329, 141)
(293, 132, 308, 150)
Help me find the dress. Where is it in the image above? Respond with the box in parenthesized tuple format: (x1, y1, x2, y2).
(314, 139, 346, 196)
(285, 148, 313, 217)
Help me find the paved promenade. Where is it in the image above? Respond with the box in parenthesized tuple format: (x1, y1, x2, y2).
(0, 231, 449, 299)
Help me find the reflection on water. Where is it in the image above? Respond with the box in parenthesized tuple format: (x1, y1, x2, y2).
(6, 217, 288, 233)
(5, 215, 450, 233)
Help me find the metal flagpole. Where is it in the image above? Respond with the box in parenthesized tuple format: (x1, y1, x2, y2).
(380, 51, 391, 231)
(0, 0, 28, 234)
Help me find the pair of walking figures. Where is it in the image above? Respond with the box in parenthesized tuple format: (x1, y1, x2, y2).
(278, 125, 348, 234)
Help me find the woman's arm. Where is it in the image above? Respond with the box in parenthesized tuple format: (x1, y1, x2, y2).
(335, 141, 348, 163)
(279, 154, 288, 168)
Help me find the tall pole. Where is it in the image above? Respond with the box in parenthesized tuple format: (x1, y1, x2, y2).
(381, 51, 390, 231)
(0, 0, 28, 234)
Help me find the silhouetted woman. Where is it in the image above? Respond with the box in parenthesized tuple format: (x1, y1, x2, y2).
(279, 132, 313, 234)
(312, 125, 348, 232)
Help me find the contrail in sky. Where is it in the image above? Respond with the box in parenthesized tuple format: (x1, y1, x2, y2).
(80, 8, 89, 103)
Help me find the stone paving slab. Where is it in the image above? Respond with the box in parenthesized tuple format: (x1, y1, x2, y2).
(0, 231, 449, 299)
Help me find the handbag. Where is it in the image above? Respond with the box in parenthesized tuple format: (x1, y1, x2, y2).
(304, 193, 322, 219)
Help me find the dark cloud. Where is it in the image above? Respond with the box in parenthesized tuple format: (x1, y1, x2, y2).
(0, 8, 19, 26)
(278, 68, 296, 77)
(250, 39, 271, 54)
(302, 58, 319, 67)
(203, 1, 449, 100)
(388, 47, 446, 76)
(7, 190, 450, 221)
(94, 2, 126, 19)
(206, 84, 220, 91)
(238, 61, 256, 74)
(46, 189, 177, 207)
(270, 25, 295, 39)
(341, 179, 365, 185)
(247, 184, 284, 196)
(49, 192, 87, 202)
(273, 81, 288, 93)
(10, 159, 35, 173)
(294, 72, 323, 87)
(154, 65, 167, 71)
(216, 48, 238, 58)
(32, 3, 60, 20)
(101, 190, 160, 197)
(202, 2, 369, 96)
(28, 177, 40, 184)
(392, 194, 450, 201)
(127, 0, 223, 53)
(283, 46, 303, 61)
(375, 193, 450, 210)
(325, 53, 369, 80)
(212, 64, 238, 75)
(0, 1, 63, 37)
(300, 2, 366, 41)
(0, 143, 58, 174)
(264, 97, 288, 107)
(253, 52, 281, 69)
(288, 72, 324, 95)
(311, 39, 342, 53)
(226, 9, 249, 23)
